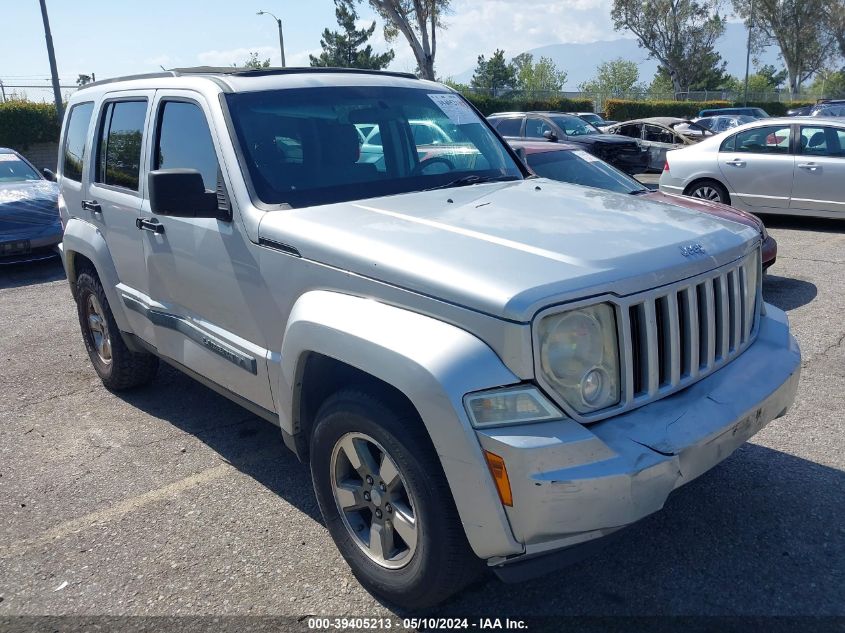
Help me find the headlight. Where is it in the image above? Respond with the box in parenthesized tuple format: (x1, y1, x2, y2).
(743, 248, 761, 338)
(537, 303, 620, 414)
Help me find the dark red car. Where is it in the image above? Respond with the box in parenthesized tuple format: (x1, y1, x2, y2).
(509, 140, 776, 269)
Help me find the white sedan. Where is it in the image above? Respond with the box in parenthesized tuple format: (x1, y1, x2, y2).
(659, 117, 845, 218)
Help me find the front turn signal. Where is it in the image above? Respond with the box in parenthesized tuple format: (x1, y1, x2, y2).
(484, 450, 513, 507)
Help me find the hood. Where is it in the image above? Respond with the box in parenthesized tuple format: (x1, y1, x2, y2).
(644, 191, 764, 232)
(0, 180, 60, 238)
(258, 180, 758, 322)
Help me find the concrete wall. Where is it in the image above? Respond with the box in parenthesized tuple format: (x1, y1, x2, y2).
(21, 142, 60, 172)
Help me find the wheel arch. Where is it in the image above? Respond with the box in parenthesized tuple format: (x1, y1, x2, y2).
(278, 290, 524, 559)
(683, 176, 731, 204)
(61, 217, 133, 334)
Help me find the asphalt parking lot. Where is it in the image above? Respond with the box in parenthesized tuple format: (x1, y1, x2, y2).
(1, 216, 843, 623)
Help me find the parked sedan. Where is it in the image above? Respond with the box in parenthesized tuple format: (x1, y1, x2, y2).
(659, 117, 845, 218)
(487, 111, 648, 174)
(604, 117, 714, 172)
(509, 139, 776, 269)
(0, 148, 61, 264)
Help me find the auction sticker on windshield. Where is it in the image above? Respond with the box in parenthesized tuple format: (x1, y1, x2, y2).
(428, 93, 477, 125)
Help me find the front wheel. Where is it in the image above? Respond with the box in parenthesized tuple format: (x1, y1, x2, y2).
(310, 390, 480, 609)
(687, 180, 730, 204)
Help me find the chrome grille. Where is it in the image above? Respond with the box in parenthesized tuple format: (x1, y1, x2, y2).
(624, 259, 758, 404)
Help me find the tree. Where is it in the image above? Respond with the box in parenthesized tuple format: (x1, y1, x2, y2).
(358, 0, 449, 79)
(511, 53, 567, 93)
(240, 52, 271, 69)
(731, 0, 839, 96)
(830, 0, 845, 59)
(470, 49, 517, 94)
(310, 0, 395, 69)
(611, 0, 727, 95)
(579, 58, 643, 97)
(648, 68, 676, 95)
(76, 74, 93, 86)
(808, 68, 845, 97)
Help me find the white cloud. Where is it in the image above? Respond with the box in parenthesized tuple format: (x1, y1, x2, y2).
(197, 45, 280, 67)
(144, 54, 174, 69)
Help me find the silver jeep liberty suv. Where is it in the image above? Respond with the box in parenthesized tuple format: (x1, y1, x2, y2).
(57, 67, 800, 608)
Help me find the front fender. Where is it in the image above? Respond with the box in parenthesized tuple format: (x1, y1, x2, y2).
(280, 290, 524, 559)
(61, 218, 132, 334)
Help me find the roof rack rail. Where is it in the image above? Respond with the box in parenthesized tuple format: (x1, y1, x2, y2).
(77, 66, 420, 91)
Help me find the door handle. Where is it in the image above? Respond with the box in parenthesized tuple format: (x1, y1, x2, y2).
(135, 217, 165, 234)
(81, 199, 102, 213)
(725, 159, 746, 167)
(797, 162, 819, 171)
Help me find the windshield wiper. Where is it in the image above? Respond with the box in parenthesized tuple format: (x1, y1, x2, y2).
(423, 175, 519, 191)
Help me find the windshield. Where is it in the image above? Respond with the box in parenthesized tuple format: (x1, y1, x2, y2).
(225, 87, 522, 207)
(578, 113, 603, 125)
(550, 115, 600, 137)
(526, 149, 645, 194)
(0, 154, 40, 183)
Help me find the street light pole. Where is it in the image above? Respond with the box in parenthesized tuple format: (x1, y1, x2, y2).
(743, 0, 755, 106)
(257, 10, 286, 67)
(38, 0, 64, 121)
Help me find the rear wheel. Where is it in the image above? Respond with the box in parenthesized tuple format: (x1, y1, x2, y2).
(687, 179, 730, 204)
(310, 389, 480, 609)
(76, 271, 158, 390)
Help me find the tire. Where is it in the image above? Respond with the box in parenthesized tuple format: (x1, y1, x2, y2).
(686, 179, 730, 204)
(75, 271, 159, 390)
(310, 389, 481, 609)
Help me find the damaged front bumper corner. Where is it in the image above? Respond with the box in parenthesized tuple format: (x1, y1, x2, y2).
(476, 303, 800, 579)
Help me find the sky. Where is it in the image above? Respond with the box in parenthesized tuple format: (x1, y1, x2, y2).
(1, 0, 629, 100)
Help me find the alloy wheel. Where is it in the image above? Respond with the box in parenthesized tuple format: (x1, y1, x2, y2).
(691, 185, 723, 202)
(85, 294, 112, 365)
(330, 432, 418, 569)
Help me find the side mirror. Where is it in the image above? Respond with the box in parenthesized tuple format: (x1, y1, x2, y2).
(41, 168, 56, 181)
(148, 169, 220, 219)
(543, 129, 558, 142)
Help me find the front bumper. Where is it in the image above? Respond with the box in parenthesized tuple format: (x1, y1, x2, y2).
(476, 304, 800, 572)
(0, 230, 62, 265)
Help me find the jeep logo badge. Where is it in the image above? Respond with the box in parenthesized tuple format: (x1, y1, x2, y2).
(680, 243, 706, 257)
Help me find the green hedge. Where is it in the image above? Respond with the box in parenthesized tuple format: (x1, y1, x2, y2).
(464, 94, 594, 116)
(0, 100, 61, 149)
(605, 98, 817, 120)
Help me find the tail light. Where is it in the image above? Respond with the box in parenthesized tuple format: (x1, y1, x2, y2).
(663, 160, 670, 173)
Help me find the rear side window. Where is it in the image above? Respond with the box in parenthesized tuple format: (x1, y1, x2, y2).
(724, 125, 791, 155)
(96, 100, 147, 191)
(62, 102, 94, 182)
(494, 117, 522, 137)
(154, 101, 219, 191)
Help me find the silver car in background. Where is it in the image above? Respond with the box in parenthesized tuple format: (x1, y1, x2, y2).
(660, 117, 845, 218)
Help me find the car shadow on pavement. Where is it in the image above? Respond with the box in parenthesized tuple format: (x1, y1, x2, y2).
(763, 274, 818, 312)
(0, 256, 65, 290)
(115, 362, 844, 617)
(758, 215, 844, 234)
(117, 363, 323, 524)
